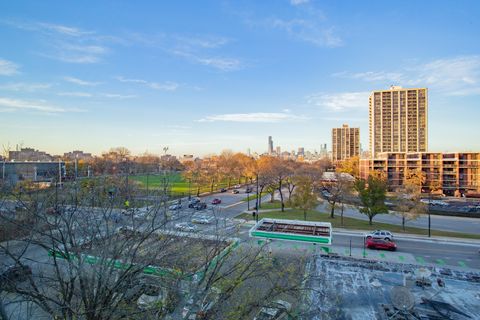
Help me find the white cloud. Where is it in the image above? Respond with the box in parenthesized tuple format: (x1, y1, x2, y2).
(57, 92, 92, 97)
(198, 112, 308, 123)
(334, 55, 480, 96)
(0, 82, 52, 91)
(172, 50, 242, 71)
(101, 93, 136, 99)
(64, 76, 101, 86)
(290, 0, 309, 5)
(307, 92, 370, 111)
(37, 22, 94, 37)
(0, 97, 83, 113)
(116, 76, 178, 91)
(0, 58, 20, 76)
(3, 20, 112, 64)
(174, 35, 230, 49)
(268, 18, 342, 48)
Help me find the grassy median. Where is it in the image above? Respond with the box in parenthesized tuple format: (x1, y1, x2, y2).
(238, 209, 480, 240)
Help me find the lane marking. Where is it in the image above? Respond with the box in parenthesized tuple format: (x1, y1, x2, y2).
(379, 253, 386, 258)
(458, 261, 467, 267)
(398, 256, 405, 262)
(416, 256, 426, 264)
(436, 259, 446, 265)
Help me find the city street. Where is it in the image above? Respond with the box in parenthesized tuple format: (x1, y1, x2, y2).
(316, 201, 480, 234)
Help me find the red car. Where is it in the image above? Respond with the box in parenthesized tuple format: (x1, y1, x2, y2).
(211, 198, 221, 205)
(366, 238, 397, 251)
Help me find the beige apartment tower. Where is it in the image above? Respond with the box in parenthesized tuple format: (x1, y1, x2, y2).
(332, 124, 360, 162)
(369, 86, 428, 157)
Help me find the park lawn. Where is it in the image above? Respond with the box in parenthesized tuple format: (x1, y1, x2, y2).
(258, 200, 284, 209)
(241, 193, 268, 202)
(238, 209, 480, 240)
(131, 172, 230, 195)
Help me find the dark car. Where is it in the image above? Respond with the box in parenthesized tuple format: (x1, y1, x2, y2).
(245, 187, 253, 193)
(1, 265, 32, 289)
(231, 189, 239, 194)
(194, 202, 207, 210)
(211, 198, 222, 205)
(366, 238, 397, 251)
(220, 188, 227, 193)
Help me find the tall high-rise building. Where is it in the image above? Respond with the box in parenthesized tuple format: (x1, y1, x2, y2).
(275, 146, 281, 155)
(268, 136, 274, 155)
(369, 86, 428, 157)
(298, 147, 305, 156)
(332, 124, 360, 162)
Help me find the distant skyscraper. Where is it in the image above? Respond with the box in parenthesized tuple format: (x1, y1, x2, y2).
(369, 86, 428, 157)
(275, 146, 281, 155)
(268, 136, 274, 155)
(332, 124, 360, 162)
(298, 147, 305, 156)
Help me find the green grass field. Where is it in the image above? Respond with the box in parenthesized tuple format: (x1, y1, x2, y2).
(238, 209, 480, 240)
(131, 172, 230, 195)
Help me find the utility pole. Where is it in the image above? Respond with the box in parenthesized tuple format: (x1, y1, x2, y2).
(58, 159, 62, 188)
(74, 155, 78, 181)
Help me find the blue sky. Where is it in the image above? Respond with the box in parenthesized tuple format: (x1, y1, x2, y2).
(1, 0, 479, 157)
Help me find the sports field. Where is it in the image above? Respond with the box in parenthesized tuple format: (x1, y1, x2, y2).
(131, 172, 230, 196)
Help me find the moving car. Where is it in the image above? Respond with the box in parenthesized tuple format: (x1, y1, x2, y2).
(254, 300, 292, 320)
(194, 202, 207, 210)
(220, 188, 227, 192)
(231, 189, 239, 194)
(245, 187, 253, 193)
(366, 230, 394, 241)
(188, 198, 201, 208)
(169, 204, 182, 210)
(175, 222, 198, 232)
(211, 198, 221, 205)
(191, 215, 214, 224)
(366, 238, 397, 251)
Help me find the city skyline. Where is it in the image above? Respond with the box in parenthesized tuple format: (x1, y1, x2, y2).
(1, 1, 480, 156)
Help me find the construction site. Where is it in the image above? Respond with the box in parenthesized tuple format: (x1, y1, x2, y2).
(301, 254, 480, 320)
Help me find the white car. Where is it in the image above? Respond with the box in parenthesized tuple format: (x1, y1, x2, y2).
(175, 222, 198, 232)
(191, 216, 214, 224)
(366, 230, 394, 241)
(169, 204, 182, 210)
(254, 300, 292, 320)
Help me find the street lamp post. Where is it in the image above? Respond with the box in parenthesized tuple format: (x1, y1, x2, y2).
(247, 187, 251, 211)
(428, 190, 432, 238)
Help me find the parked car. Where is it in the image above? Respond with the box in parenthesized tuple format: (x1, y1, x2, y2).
(321, 190, 332, 198)
(194, 202, 207, 210)
(137, 284, 163, 311)
(366, 238, 397, 251)
(253, 300, 292, 320)
(231, 189, 239, 194)
(192, 216, 214, 224)
(175, 222, 198, 232)
(188, 198, 201, 208)
(366, 230, 394, 241)
(211, 198, 221, 205)
(169, 204, 182, 210)
(1, 265, 32, 289)
(182, 287, 221, 320)
(220, 188, 227, 193)
(234, 184, 241, 188)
